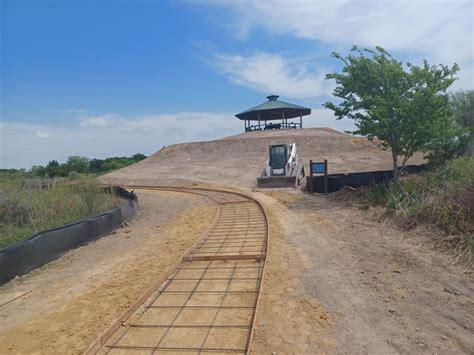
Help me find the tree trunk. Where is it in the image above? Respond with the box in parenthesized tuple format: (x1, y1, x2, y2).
(391, 146, 399, 181)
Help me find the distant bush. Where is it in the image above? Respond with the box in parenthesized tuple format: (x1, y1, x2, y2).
(66, 156, 90, 174)
(68, 171, 80, 181)
(29, 153, 147, 178)
(90, 153, 147, 174)
(0, 173, 122, 249)
(361, 158, 474, 263)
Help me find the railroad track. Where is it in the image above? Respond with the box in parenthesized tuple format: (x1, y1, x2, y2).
(86, 187, 268, 355)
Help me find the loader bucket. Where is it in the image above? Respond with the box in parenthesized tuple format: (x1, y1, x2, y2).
(256, 164, 305, 189)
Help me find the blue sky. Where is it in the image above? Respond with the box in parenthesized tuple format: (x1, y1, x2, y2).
(1, 0, 473, 168)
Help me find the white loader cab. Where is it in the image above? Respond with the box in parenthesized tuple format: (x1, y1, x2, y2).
(265, 143, 298, 177)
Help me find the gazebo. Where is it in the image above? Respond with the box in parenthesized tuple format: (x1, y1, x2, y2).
(235, 95, 311, 132)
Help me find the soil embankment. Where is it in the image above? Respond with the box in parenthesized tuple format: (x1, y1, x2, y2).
(100, 128, 425, 189)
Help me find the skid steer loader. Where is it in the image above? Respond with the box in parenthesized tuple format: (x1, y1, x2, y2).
(257, 143, 305, 189)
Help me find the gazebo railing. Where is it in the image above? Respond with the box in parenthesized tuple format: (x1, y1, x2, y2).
(245, 120, 302, 132)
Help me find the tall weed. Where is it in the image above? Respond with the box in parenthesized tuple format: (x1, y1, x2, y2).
(0, 174, 121, 249)
(362, 158, 474, 261)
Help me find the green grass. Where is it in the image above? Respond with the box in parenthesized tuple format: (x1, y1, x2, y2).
(0, 173, 122, 249)
(360, 158, 474, 262)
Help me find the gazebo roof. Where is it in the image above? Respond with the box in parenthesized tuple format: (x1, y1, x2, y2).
(235, 95, 311, 121)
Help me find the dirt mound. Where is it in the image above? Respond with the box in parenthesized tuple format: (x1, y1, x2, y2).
(100, 127, 424, 189)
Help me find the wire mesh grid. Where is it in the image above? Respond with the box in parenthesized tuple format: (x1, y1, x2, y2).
(96, 192, 267, 354)
(103, 260, 264, 354)
(189, 202, 267, 259)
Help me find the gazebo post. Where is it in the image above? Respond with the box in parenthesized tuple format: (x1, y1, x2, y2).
(300, 112, 302, 128)
(258, 112, 261, 130)
(282, 111, 285, 129)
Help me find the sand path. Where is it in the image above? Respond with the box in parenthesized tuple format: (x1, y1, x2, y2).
(0, 190, 216, 353)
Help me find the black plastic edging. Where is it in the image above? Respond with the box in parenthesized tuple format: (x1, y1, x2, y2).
(307, 164, 427, 193)
(0, 187, 138, 285)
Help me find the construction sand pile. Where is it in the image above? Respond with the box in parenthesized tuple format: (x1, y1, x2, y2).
(100, 127, 424, 189)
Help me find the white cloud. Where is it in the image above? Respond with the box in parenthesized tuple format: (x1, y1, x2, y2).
(193, 0, 473, 90)
(0, 112, 242, 169)
(80, 114, 121, 128)
(35, 130, 50, 138)
(0, 109, 350, 169)
(195, 0, 472, 59)
(212, 52, 332, 98)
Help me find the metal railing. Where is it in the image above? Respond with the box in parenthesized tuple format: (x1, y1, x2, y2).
(245, 121, 302, 132)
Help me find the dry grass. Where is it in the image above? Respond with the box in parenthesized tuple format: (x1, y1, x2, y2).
(0, 173, 122, 249)
(360, 158, 474, 265)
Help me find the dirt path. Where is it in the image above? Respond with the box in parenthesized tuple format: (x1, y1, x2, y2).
(251, 190, 473, 354)
(94, 191, 268, 354)
(0, 189, 216, 354)
(1, 184, 472, 354)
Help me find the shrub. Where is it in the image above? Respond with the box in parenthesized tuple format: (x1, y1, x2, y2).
(68, 171, 80, 181)
(361, 158, 474, 261)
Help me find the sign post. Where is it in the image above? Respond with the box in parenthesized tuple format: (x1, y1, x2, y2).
(309, 159, 328, 194)
(324, 159, 328, 194)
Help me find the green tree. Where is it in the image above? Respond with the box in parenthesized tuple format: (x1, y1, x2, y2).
(89, 158, 104, 173)
(450, 90, 474, 155)
(131, 153, 147, 161)
(423, 119, 467, 166)
(325, 46, 459, 179)
(30, 165, 46, 177)
(101, 160, 125, 171)
(65, 156, 90, 174)
(45, 160, 62, 177)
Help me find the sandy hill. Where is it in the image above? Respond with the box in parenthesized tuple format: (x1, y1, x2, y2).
(100, 127, 424, 189)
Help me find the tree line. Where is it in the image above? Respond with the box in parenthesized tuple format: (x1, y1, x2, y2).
(27, 153, 147, 177)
